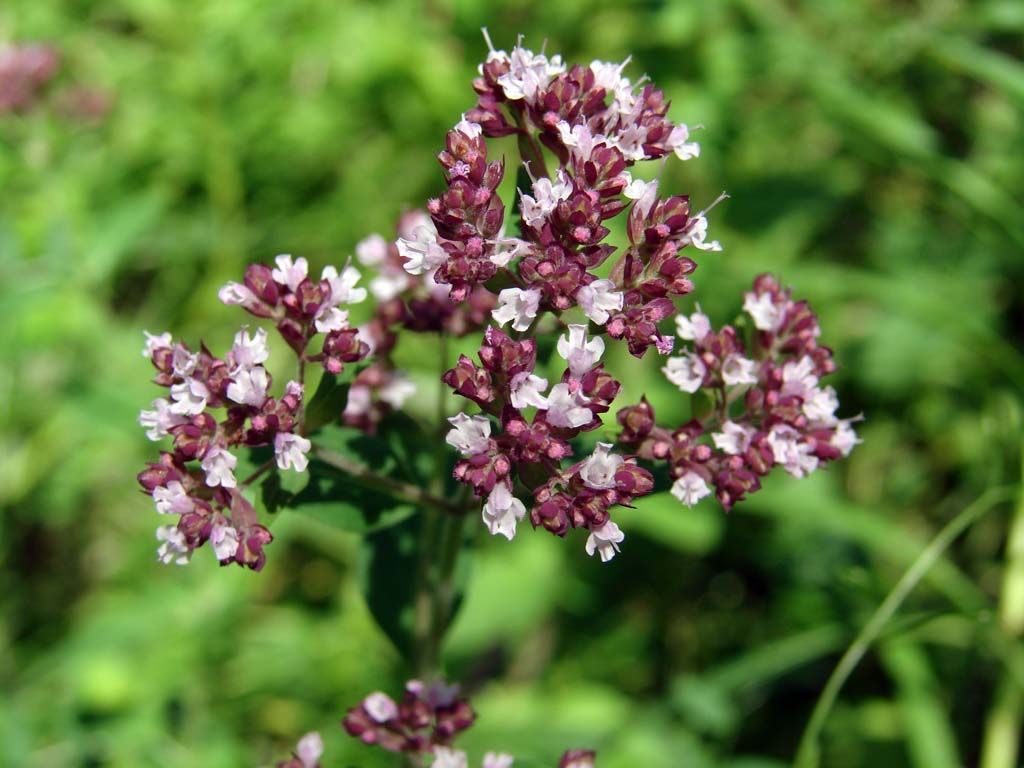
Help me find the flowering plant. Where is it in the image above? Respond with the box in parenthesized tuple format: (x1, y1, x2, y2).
(136, 33, 859, 766)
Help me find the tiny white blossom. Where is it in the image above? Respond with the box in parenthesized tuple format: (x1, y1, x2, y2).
(623, 175, 655, 200)
(432, 746, 469, 768)
(662, 354, 706, 393)
(610, 121, 649, 161)
(556, 325, 605, 379)
(210, 522, 240, 560)
(589, 57, 634, 110)
(781, 356, 819, 400)
(519, 171, 572, 228)
(482, 482, 526, 540)
(321, 263, 368, 306)
(680, 214, 722, 252)
(369, 271, 409, 302)
(631, 177, 660, 219)
(804, 385, 839, 423)
(171, 346, 198, 378)
(169, 377, 209, 416)
(397, 223, 447, 275)
(670, 472, 712, 507)
(577, 279, 624, 325)
(712, 421, 755, 455)
(492, 287, 541, 332)
(153, 480, 195, 516)
(230, 327, 269, 371)
(483, 754, 515, 768)
(454, 115, 482, 138)
(272, 254, 309, 291)
(675, 310, 712, 342)
(275, 432, 312, 472)
(509, 372, 550, 410)
(721, 354, 759, 386)
(314, 305, 350, 333)
(544, 383, 592, 429)
(488, 236, 531, 268)
(156, 525, 191, 565)
(217, 281, 258, 308)
(295, 732, 324, 768)
(667, 123, 700, 160)
(355, 233, 389, 266)
(585, 520, 625, 562)
(227, 365, 270, 407)
(767, 425, 819, 478)
(743, 290, 784, 332)
(831, 420, 862, 457)
(556, 121, 604, 163)
(201, 445, 238, 488)
(578, 443, 624, 490)
(138, 397, 187, 441)
(343, 384, 373, 418)
(364, 692, 399, 723)
(446, 413, 492, 455)
(141, 331, 173, 359)
(495, 44, 565, 103)
(379, 374, 417, 409)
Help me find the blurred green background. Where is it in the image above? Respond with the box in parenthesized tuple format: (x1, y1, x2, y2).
(2, 0, 1023, 766)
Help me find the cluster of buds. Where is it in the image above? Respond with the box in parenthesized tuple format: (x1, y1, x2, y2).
(0, 42, 59, 113)
(444, 324, 653, 560)
(342, 680, 476, 754)
(618, 275, 860, 511)
(342, 680, 596, 767)
(219, 254, 370, 375)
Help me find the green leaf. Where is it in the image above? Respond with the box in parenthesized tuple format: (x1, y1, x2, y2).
(356, 513, 421, 660)
(303, 371, 349, 433)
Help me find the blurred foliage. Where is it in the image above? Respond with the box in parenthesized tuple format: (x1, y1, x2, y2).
(1, 0, 1022, 767)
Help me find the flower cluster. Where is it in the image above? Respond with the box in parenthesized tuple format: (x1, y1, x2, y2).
(618, 274, 860, 511)
(444, 324, 653, 560)
(342, 680, 596, 767)
(399, 34, 718, 359)
(393, 36, 732, 559)
(0, 42, 59, 113)
(137, 328, 306, 569)
(137, 253, 373, 567)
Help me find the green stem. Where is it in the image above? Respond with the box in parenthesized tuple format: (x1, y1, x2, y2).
(310, 444, 462, 516)
(793, 486, 1015, 768)
(412, 332, 470, 681)
(980, 447, 1024, 768)
(413, 506, 443, 680)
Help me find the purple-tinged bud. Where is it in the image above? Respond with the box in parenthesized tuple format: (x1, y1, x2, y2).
(229, 523, 272, 571)
(531, 493, 572, 537)
(138, 452, 185, 492)
(243, 263, 280, 308)
(443, 355, 495, 405)
(559, 749, 597, 768)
